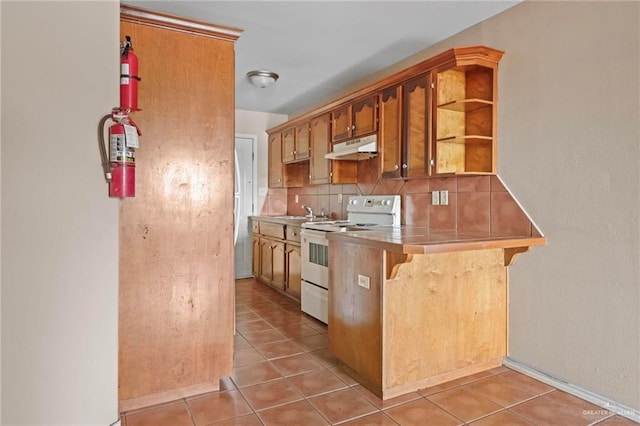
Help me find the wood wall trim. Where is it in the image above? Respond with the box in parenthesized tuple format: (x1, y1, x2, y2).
(267, 45, 504, 134)
(120, 5, 243, 42)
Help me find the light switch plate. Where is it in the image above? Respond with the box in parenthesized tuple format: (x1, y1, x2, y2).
(358, 274, 370, 289)
(295, 194, 299, 203)
(338, 193, 343, 204)
(440, 190, 449, 205)
(432, 191, 440, 206)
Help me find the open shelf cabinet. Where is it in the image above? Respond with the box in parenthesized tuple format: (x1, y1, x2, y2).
(434, 65, 497, 174)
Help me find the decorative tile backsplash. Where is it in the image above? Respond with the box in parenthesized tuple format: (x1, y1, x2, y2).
(262, 156, 537, 236)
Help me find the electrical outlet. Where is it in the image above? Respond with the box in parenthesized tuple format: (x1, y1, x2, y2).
(431, 191, 440, 206)
(357, 274, 370, 289)
(295, 194, 299, 203)
(440, 190, 449, 205)
(338, 193, 343, 204)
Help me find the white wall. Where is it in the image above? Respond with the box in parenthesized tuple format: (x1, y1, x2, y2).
(1, 2, 120, 424)
(404, 0, 639, 409)
(235, 109, 287, 212)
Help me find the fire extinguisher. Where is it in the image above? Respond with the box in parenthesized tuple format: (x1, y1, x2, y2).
(98, 36, 142, 198)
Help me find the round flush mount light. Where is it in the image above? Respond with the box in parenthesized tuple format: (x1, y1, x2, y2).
(247, 70, 279, 88)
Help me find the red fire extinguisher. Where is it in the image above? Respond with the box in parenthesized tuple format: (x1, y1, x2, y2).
(99, 36, 142, 198)
(120, 36, 140, 112)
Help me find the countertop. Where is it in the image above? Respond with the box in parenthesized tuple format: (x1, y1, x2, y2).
(325, 226, 546, 255)
(249, 215, 331, 226)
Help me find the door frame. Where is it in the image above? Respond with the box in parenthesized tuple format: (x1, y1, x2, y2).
(235, 133, 258, 217)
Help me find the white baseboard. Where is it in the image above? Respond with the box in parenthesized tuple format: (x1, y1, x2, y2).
(503, 357, 640, 423)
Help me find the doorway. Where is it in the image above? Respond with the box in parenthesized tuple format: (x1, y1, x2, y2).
(234, 134, 257, 279)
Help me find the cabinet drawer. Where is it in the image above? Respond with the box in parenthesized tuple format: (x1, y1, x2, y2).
(252, 221, 260, 234)
(286, 225, 301, 242)
(259, 222, 286, 239)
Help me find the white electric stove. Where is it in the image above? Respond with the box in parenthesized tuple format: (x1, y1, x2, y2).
(299, 195, 401, 323)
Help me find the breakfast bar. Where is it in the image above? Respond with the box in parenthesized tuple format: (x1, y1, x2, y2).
(325, 227, 546, 400)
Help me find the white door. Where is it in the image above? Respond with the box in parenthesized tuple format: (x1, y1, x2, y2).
(234, 135, 256, 278)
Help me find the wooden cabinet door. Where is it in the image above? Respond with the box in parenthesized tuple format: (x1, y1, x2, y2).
(271, 241, 286, 290)
(295, 123, 310, 161)
(352, 95, 378, 137)
(252, 235, 261, 277)
(282, 128, 296, 163)
(259, 238, 273, 283)
(285, 244, 301, 298)
(310, 114, 331, 184)
(331, 105, 352, 143)
(403, 73, 431, 178)
(379, 86, 403, 178)
(268, 133, 284, 187)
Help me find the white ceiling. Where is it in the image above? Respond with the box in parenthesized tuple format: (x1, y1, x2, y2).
(124, 1, 519, 116)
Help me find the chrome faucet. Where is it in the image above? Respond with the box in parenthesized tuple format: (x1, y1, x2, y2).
(301, 205, 314, 218)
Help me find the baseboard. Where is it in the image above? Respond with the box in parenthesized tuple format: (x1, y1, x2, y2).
(503, 357, 640, 423)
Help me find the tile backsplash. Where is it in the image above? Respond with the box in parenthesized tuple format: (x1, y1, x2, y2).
(262, 157, 538, 237)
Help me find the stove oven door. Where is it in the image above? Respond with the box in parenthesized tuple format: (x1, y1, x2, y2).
(300, 229, 329, 323)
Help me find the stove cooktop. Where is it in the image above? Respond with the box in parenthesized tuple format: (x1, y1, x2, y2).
(301, 195, 400, 232)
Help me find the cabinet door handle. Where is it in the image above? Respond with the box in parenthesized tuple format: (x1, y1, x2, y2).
(346, 126, 350, 131)
(402, 164, 408, 169)
(352, 125, 356, 130)
(394, 165, 399, 170)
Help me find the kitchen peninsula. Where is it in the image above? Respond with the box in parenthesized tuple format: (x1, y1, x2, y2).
(326, 227, 545, 400)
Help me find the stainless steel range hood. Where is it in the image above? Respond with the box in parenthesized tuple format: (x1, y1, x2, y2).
(324, 134, 377, 161)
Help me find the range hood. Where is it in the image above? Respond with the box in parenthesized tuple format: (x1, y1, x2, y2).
(324, 134, 377, 161)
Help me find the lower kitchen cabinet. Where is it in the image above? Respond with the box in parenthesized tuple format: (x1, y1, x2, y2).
(252, 235, 261, 277)
(285, 244, 301, 298)
(252, 219, 302, 300)
(259, 237, 285, 290)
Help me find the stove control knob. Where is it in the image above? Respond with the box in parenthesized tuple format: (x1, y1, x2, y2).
(381, 199, 391, 206)
(349, 199, 358, 205)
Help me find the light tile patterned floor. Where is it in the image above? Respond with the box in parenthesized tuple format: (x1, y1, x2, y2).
(122, 278, 637, 426)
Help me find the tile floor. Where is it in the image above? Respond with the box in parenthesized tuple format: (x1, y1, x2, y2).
(121, 278, 637, 426)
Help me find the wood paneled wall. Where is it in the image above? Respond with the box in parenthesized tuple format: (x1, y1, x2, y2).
(118, 9, 240, 411)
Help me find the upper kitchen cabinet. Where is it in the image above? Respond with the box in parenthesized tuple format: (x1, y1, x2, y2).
(309, 113, 357, 184)
(269, 131, 306, 188)
(432, 48, 503, 174)
(403, 74, 431, 178)
(268, 46, 503, 178)
(379, 85, 403, 178)
(433, 65, 496, 174)
(331, 95, 378, 143)
(379, 74, 431, 179)
(269, 132, 284, 187)
(282, 123, 310, 164)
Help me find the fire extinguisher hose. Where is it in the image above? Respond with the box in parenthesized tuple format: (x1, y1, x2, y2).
(98, 113, 113, 182)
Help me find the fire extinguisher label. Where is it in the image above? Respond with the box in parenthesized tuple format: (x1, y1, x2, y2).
(121, 63, 130, 84)
(110, 134, 135, 163)
(124, 124, 139, 148)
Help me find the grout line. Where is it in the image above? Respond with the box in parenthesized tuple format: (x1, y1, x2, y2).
(182, 398, 197, 426)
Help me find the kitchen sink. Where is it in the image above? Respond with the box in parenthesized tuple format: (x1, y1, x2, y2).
(268, 215, 330, 222)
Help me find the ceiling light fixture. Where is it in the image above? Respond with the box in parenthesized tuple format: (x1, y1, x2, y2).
(247, 70, 279, 88)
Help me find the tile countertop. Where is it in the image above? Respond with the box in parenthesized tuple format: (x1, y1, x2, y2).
(249, 215, 331, 226)
(325, 226, 547, 256)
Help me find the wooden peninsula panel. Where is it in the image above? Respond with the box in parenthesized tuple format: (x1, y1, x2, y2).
(119, 6, 241, 412)
(327, 227, 545, 400)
